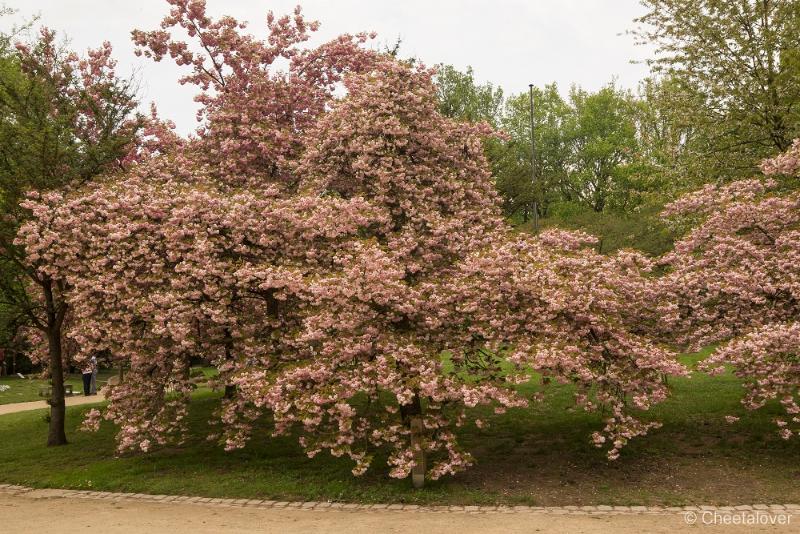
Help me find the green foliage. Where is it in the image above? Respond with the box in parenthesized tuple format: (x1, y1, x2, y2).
(635, 0, 800, 181)
(437, 68, 664, 241)
(541, 201, 675, 256)
(0, 36, 138, 231)
(631, 76, 702, 195)
(436, 65, 669, 240)
(435, 64, 504, 127)
(493, 84, 571, 221)
(561, 84, 643, 213)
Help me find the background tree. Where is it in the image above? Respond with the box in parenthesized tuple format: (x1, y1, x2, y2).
(632, 76, 700, 193)
(494, 84, 571, 222)
(434, 67, 573, 223)
(561, 84, 644, 213)
(434, 67, 673, 253)
(0, 25, 141, 445)
(634, 0, 800, 181)
(435, 64, 503, 127)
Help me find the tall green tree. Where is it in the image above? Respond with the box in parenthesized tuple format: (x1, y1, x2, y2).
(632, 76, 699, 193)
(494, 84, 571, 221)
(634, 0, 800, 180)
(434, 65, 555, 222)
(0, 25, 141, 445)
(563, 84, 644, 213)
(433, 66, 664, 247)
(434, 64, 504, 127)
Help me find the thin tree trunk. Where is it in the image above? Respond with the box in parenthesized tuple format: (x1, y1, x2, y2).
(46, 327, 67, 446)
(223, 327, 236, 399)
(43, 279, 68, 446)
(409, 416, 425, 488)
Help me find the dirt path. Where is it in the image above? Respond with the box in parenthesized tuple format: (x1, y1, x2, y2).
(0, 394, 103, 416)
(1, 490, 796, 534)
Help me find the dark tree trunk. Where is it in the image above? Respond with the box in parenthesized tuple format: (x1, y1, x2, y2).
(46, 328, 67, 446)
(223, 327, 236, 399)
(399, 393, 422, 420)
(43, 279, 68, 447)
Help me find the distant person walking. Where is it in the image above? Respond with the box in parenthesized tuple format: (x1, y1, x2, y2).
(81, 358, 93, 396)
(89, 355, 98, 395)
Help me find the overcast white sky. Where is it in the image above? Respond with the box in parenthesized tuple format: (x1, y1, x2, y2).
(3, 1, 653, 134)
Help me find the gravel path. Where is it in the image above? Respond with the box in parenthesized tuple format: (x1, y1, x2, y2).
(0, 393, 103, 416)
(0, 487, 797, 533)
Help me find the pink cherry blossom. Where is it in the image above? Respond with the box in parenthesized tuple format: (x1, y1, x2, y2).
(17, 1, 688, 481)
(657, 140, 800, 438)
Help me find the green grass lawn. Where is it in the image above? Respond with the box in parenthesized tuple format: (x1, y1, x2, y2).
(0, 370, 118, 405)
(0, 354, 797, 506)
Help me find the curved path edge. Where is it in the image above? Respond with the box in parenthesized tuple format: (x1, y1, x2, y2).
(0, 393, 105, 415)
(1, 483, 798, 516)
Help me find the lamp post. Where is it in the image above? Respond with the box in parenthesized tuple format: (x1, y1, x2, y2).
(528, 83, 539, 232)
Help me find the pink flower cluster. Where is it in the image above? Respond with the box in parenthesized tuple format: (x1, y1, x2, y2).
(761, 139, 800, 177)
(432, 232, 686, 460)
(658, 141, 800, 438)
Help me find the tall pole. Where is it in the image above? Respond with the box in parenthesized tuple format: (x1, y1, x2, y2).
(528, 84, 539, 233)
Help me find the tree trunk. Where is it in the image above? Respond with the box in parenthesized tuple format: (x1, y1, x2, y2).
(46, 328, 67, 446)
(410, 416, 425, 488)
(42, 279, 68, 447)
(223, 327, 236, 399)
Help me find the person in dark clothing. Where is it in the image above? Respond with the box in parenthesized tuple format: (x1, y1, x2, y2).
(81, 359, 93, 396)
(89, 355, 98, 395)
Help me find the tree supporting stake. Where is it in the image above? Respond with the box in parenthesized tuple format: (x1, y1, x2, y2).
(410, 416, 425, 488)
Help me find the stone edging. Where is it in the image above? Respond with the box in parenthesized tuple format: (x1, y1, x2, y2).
(1, 484, 798, 516)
